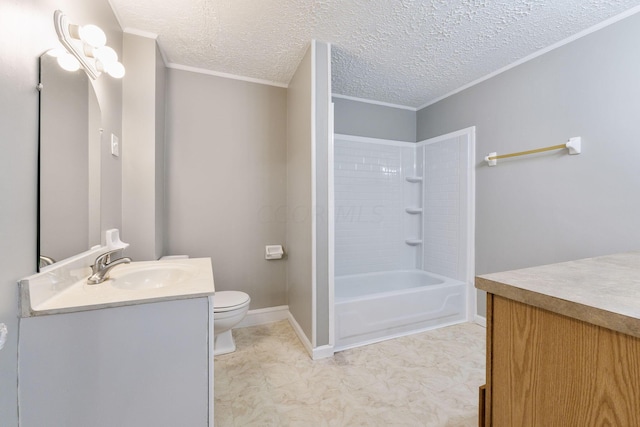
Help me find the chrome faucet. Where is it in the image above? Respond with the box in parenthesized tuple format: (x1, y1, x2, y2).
(87, 250, 131, 284)
(38, 255, 56, 268)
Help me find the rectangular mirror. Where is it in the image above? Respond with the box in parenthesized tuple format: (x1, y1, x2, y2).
(38, 51, 102, 269)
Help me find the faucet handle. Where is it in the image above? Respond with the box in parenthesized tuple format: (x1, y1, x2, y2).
(94, 249, 121, 268)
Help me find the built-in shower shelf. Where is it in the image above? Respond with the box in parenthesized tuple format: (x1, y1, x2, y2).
(405, 239, 423, 246)
(405, 207, 423, 214)
(405, 176, 423, 183)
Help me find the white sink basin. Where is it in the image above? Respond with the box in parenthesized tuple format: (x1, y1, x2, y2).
(19, 257, 214, 317)
(109, 263, 197, 290)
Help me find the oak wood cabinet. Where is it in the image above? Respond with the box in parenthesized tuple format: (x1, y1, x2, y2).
(480, 293, 640, 426)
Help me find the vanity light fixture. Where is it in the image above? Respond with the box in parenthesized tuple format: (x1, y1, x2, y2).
(53, 10, 125, 79)
(46, 48, 81, 72)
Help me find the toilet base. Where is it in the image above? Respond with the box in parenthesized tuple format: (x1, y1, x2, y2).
(213, 330, 236, 356)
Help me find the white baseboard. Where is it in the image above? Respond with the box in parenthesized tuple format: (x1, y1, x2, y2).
(237, 305, 480, 357)
(312, 345, 335, 360)
(286, 312, 334, 360)
(236, 306, 335, 359)
(236, 305, 289, 328)
(287, 311, 313, 358)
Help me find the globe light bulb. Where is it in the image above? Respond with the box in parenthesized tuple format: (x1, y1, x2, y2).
(78, 24, 106, 48)
(57, 52, 80, 72)
(106, 61, 126, 79)
(94, 46, 118, 65)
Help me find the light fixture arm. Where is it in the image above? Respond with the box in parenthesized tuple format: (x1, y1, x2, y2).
(54, 10, 100, 79)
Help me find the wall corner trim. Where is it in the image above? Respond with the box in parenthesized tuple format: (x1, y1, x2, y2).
(332, 93, 417, 111)
(123, 28, 159, 39)
(166, 63, 288, 88)
(312, 345, 335, 360)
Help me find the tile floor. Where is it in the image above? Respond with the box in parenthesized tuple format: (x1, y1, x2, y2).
(214, 321, 486, 426)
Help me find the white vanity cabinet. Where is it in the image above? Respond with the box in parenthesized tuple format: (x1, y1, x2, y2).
(19, 297, 213, 427)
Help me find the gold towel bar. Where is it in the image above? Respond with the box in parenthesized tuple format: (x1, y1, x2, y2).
(485, 137, 581, 166)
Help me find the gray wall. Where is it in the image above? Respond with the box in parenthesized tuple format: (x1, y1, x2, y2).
(333, 97, 416, 142)
(165, 68, 287, 309)
(122, 33, 165, 261)
(0, 1, 123, 426)
(286, 44, 314, 341)
(314, 41, 331, 347)
(417, 12, 640, 316)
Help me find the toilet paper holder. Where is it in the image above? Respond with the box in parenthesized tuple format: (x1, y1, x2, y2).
(265, 245, 284, 260)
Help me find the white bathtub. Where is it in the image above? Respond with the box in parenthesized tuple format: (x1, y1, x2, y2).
(335, 270, 467, 350)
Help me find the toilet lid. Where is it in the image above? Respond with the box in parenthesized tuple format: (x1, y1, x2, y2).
(214, 291, 250, 311)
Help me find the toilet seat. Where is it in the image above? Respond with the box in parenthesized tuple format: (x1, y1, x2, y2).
(214, 291, 250, 313)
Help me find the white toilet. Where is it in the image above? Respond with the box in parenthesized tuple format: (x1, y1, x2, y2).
(213, 291, 250, 356)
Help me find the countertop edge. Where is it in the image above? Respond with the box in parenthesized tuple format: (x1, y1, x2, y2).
(476, 276, 640, 339)
(25, 291, 215, 318)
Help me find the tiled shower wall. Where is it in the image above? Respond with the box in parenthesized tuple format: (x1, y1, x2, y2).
(421, 138, 464, 281)
(334, 135, 468, 279)
(334, 137, 415, 276)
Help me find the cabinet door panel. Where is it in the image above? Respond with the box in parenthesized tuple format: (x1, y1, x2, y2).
(491, 295, 640, 426)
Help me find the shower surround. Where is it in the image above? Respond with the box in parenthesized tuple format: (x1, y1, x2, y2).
(334, 129, 475, 350)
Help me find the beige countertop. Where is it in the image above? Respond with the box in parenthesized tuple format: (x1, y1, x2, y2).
(20, 257, 215, 317)
(476, 251, 640, 339)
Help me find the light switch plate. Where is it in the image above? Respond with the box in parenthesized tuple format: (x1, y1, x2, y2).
(111, 134, 120, 157)
(0, 323, 7, 350)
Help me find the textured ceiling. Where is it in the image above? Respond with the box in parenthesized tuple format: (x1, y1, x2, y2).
(108, 0, 640, 108)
